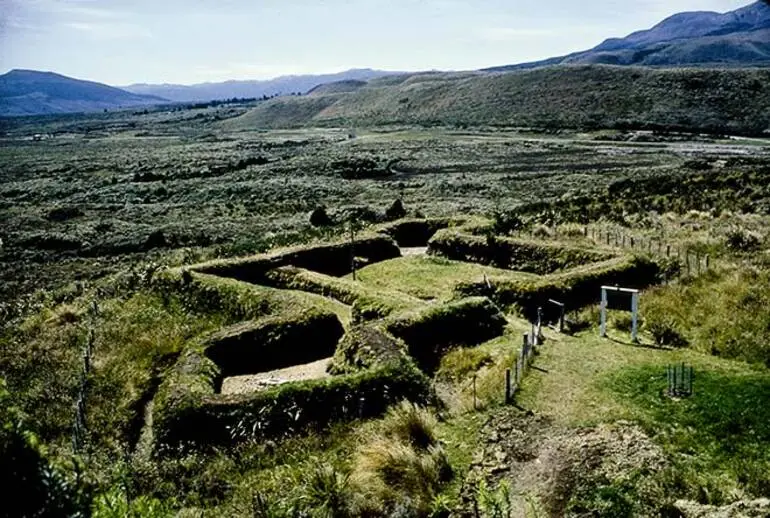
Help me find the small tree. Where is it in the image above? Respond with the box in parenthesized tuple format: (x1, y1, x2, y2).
(310, 206, 333, 227)
(385, 199, 407, 221)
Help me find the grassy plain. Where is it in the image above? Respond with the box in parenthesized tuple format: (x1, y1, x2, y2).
(3, 107, 768, 306)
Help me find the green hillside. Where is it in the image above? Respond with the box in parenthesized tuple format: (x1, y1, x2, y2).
(225, 66, 770, 136)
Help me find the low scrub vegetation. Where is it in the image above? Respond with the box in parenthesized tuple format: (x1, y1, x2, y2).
(643, 267, 770, 366)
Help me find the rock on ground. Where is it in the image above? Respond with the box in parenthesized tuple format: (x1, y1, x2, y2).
(674, 499, 770, 518)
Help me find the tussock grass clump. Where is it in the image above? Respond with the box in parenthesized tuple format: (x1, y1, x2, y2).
(437, 336, 516, 413)
(437, 347, 494, 382)
(351, 403, 451, 516)
(300, 460, 354, 518)
(381, 401, 439, 450)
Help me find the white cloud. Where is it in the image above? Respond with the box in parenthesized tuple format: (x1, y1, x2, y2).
(64, 21, 151, 40)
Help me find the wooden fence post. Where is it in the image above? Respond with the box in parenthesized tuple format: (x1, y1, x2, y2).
(505, 369, 511, 404)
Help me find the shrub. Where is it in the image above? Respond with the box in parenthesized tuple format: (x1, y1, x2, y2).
(145, 230, 168, 250)
(91, 488, 174, 518)
(338, 206, 382, 224)
(611, 312, 639, 333)
(331, 158, 390, 180)
(0, 380, 90, 518)
(532, 224, 553, 238)
(725, 227, 761, 252)
(646, 315, 688, 347)
(656, 257, 682, 282)
(385, 199, 407, 221)
(557, 223, 588, 238)
(309, 206, 333, 227)
(490, 210, 524, 235)
(46, 206, 84, 222)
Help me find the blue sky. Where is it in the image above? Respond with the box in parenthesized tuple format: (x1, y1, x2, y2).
(0, 0, 754, 85)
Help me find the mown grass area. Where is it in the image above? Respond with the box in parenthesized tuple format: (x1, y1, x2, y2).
(354, 255, 536, 301)
(515, 320, 770, 506)
(606, 365, 770, 502)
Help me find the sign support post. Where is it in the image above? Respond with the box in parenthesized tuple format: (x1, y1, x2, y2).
(600, 286, 640, 342)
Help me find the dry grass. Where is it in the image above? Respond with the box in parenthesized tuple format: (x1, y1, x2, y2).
(350, 402, 452, 516)
(380, 400, 439, 449)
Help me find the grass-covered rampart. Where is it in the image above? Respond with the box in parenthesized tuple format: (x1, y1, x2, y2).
(428, 228, 614, 274)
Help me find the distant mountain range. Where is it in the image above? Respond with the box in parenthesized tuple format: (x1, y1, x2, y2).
(2, 1, 769, 117)
(486, 0, 770, 71)
(121, 69, 398, 103)
(0, 69, 166, 117)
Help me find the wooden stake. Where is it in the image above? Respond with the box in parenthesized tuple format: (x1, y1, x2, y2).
(505, 369, 511, 404)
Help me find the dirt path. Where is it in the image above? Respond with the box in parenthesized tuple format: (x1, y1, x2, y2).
(220, 357, 332, 395)
(401, 246, 428, 256)
(456, 409, 667, 517)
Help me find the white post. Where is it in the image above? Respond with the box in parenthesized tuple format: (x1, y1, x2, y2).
(600, 288, 607, 338)
(631, 292, 640, 343)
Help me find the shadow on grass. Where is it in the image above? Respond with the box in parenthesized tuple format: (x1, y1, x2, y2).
(606, 335, 669, 351)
